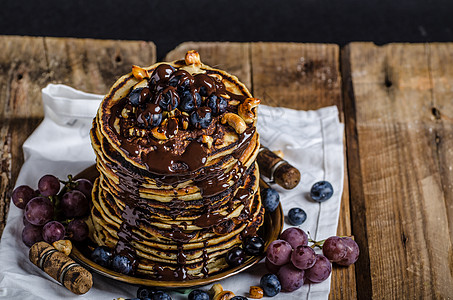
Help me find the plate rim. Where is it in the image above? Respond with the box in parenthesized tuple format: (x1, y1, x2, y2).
(71, 165, 283, 288)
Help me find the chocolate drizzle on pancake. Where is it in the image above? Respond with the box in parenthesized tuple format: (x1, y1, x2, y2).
(90, 52, 264, 280)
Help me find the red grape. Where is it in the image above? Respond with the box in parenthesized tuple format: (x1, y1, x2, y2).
(22, 224, 43, 247)
(265, 257, 281, 274)
(336, 237, 359, 266)
(266, 240, 292, 266)
(38, 175, 60, 197)
(24, 197, 54, 226)
(322, 236, 348, 262)
(42, 221, 65, 243)
(280, 227, 308, 249)
(61, 190, 89, 218)
(291, 245, 316, 270)
(67, 219, 89, 242)
(305, 254, 332, 283)
(74, 179, 93, 199)
(12, 185, 35, 209)
(277, 263, 305, 292)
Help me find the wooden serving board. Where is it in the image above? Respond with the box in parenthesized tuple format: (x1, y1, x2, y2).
(1, 36, 452, 298)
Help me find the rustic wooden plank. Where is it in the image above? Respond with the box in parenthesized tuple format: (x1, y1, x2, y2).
(250, 42, 355, 300)
(342, 42, 453, 298)
(165, 42, 252, 90)
(250, 43, 342, 112)
(0, 36, 48, 236)
(44, 37, 156, 94)
(0, 36, 156, 238)
(427, 43, 453, 240)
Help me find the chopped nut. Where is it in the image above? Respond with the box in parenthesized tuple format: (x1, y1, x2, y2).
(132, 65, 149, 80)
(151, 127, 167, 140)
(202, 135, 213, 148)
(52, 240, 72, 256)
(121, 107, 130, 119)
(229, 100, 240, 106)
(238, 97, 260, 124)
(220, 93, 230, 99)
(208, 283, 224, 299)
(182, 119, 189, 130)
(221, 113, 247, 134)
(185, 50, 201, 66)
(249, 286, 264, 299)
(213, 291, 235, 300)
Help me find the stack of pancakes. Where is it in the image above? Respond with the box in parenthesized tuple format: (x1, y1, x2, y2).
(89, 51, 264, 280)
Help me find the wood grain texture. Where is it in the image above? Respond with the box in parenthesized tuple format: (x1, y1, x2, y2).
(44, 37, 156, 94)
(165, 42, 355, 298)
(343, 42, 453, 298)
(0, 36, 156, 237)
(250, 42, 355, 300)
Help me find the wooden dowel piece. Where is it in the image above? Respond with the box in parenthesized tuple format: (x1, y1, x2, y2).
(257, 147, 300, 189)
(29, 241, 93, 295)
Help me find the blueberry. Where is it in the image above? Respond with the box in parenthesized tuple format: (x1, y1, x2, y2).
(287, 207, 307, 225)
(126, 298, 140, 300)
(150, 64, 175, 85)
(137, 103, 162, 128)
(190, 107, 212, 129)
(226, 246, 246, 267)
(199, 86, 209, 97)
(156, 87, 179, 111)
(207, 94, 227, 115)
(243, 236, 265, 256)
(91, 246, 113, 268)
(168, 70, 193, 92)
(231, 297, 248, 300)
(111, 255, 133, 275)
(179, 90, 201, 112)
(310, 181, 334, 202)
(137, 286, 155, 298)
(261, 188, 280, 212)
(260, 273, 281, 297)
(129, 88, 144, 106)
(188, 289, 209, 300)
(153, 291, 172, 300)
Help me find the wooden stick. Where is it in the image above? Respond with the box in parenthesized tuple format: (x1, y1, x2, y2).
(257, 147, 301, 189)
(29, 241, 93, 295)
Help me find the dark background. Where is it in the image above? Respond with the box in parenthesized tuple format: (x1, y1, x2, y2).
(1, 0, 453, 59)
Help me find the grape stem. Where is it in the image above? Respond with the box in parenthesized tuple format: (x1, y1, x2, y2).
(309, 236, 352, 249)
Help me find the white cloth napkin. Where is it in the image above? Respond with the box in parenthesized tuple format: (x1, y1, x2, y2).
(0, 84, 344, 300)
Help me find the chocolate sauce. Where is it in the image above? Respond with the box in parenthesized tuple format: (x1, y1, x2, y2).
(150, 64, 175, 85)
(102, 63, 259, 281)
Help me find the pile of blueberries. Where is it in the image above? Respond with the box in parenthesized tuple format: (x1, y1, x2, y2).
(128, 64, 229, 130)
(91, 245, 134, 275)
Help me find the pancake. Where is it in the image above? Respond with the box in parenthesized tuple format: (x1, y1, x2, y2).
(89, 50, 264, 280)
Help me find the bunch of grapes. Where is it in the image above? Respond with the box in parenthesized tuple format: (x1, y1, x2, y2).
(264, 227, 359, 292)
(12, 174, 92, 247)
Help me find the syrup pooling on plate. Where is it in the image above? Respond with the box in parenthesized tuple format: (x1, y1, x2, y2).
(90, 51, 264, 280)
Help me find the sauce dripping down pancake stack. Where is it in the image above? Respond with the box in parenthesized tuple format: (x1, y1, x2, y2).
(88, 51, 264, 280)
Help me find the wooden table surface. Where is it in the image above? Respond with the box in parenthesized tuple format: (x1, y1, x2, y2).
(1, 36, 452, 299)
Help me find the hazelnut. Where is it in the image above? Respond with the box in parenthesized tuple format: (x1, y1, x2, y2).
(249, 286, 264, 299)
(52, 240, 72, 256)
